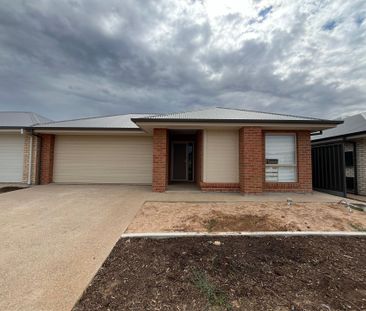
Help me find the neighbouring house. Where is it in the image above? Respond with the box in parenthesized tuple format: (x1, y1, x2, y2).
(0, 112, 52, 184)
(0, 107, 340, 193)
(312, 112, 366, 197)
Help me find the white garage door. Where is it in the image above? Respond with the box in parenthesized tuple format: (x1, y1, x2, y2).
(0, 134, 24, 182)
(53, 135, 152, 184)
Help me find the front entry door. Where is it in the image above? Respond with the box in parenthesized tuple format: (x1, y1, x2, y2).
(171, 142, 194, 181)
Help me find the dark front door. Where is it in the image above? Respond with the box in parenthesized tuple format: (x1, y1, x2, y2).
(171, 142, 194, 181)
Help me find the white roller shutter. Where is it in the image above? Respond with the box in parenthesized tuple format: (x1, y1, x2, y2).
(203, 130, 239, 183)
(53, 135, 152, 184)
(0, 134, 24, 182)
(265, 134, 297, 182)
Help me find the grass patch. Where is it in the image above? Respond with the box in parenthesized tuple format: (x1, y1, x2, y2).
(204, 218, 218, 232)
(350, 223, 366, 232)
(191, 269, 232, 310)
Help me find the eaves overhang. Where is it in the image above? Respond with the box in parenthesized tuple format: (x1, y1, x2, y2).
(33, 127, 147, 136)
(0, 126, 33, 130)
(132, 119, 342, 133)
(132, 118, 342, 125)
(0, 127, 31, 134)
(311, 130, 366, 144)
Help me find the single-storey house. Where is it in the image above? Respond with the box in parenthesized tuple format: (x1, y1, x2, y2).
(0, 107, 341, 193)
(312, 112, 366, 197)
(0, 112, 51, 183)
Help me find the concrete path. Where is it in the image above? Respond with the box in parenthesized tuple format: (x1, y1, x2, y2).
(0, 185, 149, 311)
(0, 184, 349, 311)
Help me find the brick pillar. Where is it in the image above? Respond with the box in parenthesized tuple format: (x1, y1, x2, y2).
(239, 127, 263, 193)
(297, 131, 312, 192)
(152, 128, 168, 192)
(40, 134, 55, 185)
(195, 130, 203, 187)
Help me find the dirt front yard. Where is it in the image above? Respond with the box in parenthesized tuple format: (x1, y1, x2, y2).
(126, 201, 366, 232)
(72, 236, 366, 311)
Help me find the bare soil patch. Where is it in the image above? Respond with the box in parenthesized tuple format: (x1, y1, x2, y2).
(73, 236, 366, 311)
(127, 201, 366, 232)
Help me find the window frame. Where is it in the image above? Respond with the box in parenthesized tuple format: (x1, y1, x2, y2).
(265, 133, 298, 183)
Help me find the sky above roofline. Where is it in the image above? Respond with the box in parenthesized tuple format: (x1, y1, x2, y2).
(0, 1, 365, 121)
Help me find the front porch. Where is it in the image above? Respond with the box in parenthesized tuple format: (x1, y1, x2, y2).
(152, 127, 313, 193)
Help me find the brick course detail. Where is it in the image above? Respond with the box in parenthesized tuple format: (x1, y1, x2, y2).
(22, 134, 40, 184)
(239, 127, 263, 193)
(356, 138, 366, 195)
(200, 182, 240, 192)
(39, 134, 55, 185)
(152, 129, 168, 192)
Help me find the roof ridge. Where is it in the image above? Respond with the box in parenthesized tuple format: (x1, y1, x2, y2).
(39, 112, 155, 125)
(148, 107, 216, 118)
(216, 107, 321, 121)
(30, 112, 42, 125)
(0, 111, 52, 126)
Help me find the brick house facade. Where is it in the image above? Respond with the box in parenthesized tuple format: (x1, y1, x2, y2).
(151, 126, 313, 193)
(1, 108, 340, 193)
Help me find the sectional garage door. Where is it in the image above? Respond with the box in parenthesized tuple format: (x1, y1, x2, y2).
(0, 134, 24, 182)
(53, 135, 152, 184)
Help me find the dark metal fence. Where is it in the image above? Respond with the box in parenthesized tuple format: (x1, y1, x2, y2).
(312, 143, 346, 197)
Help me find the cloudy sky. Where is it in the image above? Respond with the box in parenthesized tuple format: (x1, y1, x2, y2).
(0, 0, 365, 121)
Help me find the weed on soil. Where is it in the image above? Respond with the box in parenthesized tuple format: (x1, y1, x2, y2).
(192, 269, 232, 310)
(350, 223, 366, 232)
(73, 236, 366, 311)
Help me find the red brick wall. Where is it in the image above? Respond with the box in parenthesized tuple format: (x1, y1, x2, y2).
(152, 128, 168, 192)
(239, 127, 263, 193)
(195, 130, 203, 186)
(39, 134, 55, 185)
(263, 131, 312, 192)
(152, 128, 312, 193)
(200, 182, 240, 192)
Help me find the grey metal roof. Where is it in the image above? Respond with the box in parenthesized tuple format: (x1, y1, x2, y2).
(132, 107, 340, 124)
(0, 112, 52, 128)
(312, 112, 366, 141)
(35, 113, 154, 129)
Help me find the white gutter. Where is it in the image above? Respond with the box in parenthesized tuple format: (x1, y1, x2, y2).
(135, 122, 338, 134)
(33, 129, 148, 136)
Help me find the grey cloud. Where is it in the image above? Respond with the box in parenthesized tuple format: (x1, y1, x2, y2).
(0, 0, 365, 120)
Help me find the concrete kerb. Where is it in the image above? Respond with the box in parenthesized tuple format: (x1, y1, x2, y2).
(121, 231, 366, 239)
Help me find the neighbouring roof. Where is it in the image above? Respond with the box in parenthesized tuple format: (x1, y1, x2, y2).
(312, 112, 366, 141)
(34, 113, 154, 129)
(0, 112, 52, 128)
(132, 107, 341, 124)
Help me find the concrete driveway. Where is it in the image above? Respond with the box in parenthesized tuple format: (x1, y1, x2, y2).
(0, 184, 149, 311)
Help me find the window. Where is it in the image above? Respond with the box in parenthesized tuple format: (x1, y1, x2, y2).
(265, 134, 297, 182)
